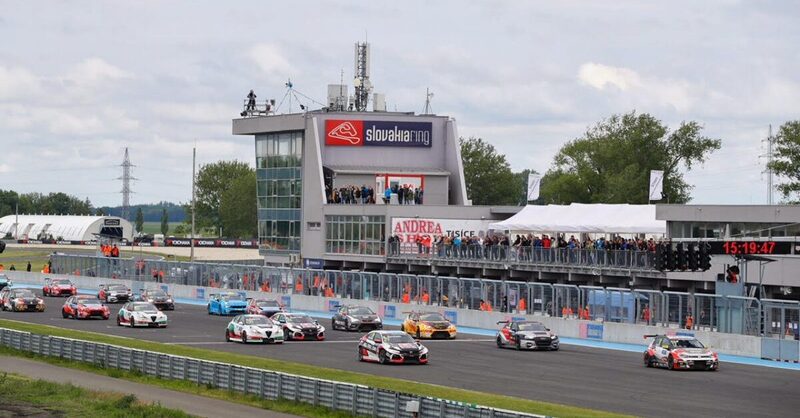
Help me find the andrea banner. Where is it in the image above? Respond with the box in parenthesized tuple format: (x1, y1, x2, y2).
(390, 217, 495, 253)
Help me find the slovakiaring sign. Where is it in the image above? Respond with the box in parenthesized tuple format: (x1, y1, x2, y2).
(390, 218, 495, 253)
(325, 120, 432, 147)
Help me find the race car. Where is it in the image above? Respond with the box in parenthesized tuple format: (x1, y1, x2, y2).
(331, 305, 383, 331)
(0, 288, 45, 312)
(358, 330, 429, 365)
(225, 314, 284, 344)
(116, 302, 168, 327)
(271, 312, 325, 341)
(0, 274, 12, 290)
(643, 334, 719, 371)
(245, 298, 284, 317)
(62, 295, 110, 320)
(42, 278, 77, 297)
(98, 283, 132, 303)
(207, 291, 248, 315)
(400, 311, 457, 339)
(495, 320, 559, 350)
(134, 288, 175, 310)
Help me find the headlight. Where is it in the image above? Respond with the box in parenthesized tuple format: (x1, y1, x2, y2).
(550, 335, 557, 339)
(350, 318, 361, 323)
(167, 299, 173, 303)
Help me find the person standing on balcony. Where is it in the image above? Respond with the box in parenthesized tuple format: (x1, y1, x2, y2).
(246, 90, 256, 111)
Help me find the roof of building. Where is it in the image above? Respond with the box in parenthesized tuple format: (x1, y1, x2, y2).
(489, 204, 666, 234)
(327, 165, 450, 176)
(0, 214, 131, 241)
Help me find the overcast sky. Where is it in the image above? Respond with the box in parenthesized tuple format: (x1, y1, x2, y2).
(1, 1, 798, 207)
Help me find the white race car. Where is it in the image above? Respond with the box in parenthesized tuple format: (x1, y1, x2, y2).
(644, 334, 719, 371)
(116, 302, 168, 327)
(225, 314, 284, 344)
(358, 330, 429, 364)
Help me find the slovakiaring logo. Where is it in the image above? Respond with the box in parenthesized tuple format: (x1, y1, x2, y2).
(326, 120, 363, 145)
(325, 119, 432, 147)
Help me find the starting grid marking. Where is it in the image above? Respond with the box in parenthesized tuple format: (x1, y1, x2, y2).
(170, 338, 495, 346)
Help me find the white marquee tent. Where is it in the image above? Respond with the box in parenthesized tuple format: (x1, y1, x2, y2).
(0, 214, 133, 241)
(488, 204, 666, 235)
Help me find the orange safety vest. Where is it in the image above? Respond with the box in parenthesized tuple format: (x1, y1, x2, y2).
(402, 293, 410, 304)
(562, 307, 568, 317)
(111, 246, 119, 257)
(518, 298, 527, 312)
(295, 280, 303, 292)
(325, 287, 334, 297)
(313, 276, 321, 289)
(421, 293, 430, 304)
(685, 316, 694, 329)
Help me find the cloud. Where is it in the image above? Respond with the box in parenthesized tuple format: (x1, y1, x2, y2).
(68, 57, 132, 84)
(0, 163, 11, 173)
(578, 62, 695, 112)
(0, 65, 42, 100)
(248, 44, 293, 77)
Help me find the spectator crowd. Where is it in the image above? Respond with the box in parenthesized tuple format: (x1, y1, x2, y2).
(325, 183, 424, 205)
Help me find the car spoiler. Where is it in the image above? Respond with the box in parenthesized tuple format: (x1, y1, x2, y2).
(643, 334, 660, 339)
(496, 320, 510, 324)
(99, 284, 105, 288)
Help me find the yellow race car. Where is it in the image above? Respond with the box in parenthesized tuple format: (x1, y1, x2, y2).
(401, 311, 457, 339)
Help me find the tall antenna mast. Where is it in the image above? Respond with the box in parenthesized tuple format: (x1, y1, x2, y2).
(766, 125, 775, 205)
(353, 42, 371, 112)
(118, 147, 136, 220)
(423, 88, 434, 114)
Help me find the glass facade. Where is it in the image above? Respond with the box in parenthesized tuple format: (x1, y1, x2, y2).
(670, 221, 800, 239)
(256, 131, 303, 253)
(325, 215, 385, 255)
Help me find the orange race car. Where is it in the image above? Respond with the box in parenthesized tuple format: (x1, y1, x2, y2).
(400, 311, 457, 339)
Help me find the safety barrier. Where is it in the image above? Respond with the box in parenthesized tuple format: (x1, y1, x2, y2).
(0, 327, 543, 418)
(49, 254, 792, 337)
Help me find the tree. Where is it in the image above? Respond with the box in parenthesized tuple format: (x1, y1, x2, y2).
(219, 170, 257, 238)
(135, 208, 144, 233)
(460, 137, 521, 205)
(173, 224, 187, 236)
(767, 121, 800, 202)
(540, 111, 721, 204)
(192, 160, 254, 231)
(160, 208, 169, 235)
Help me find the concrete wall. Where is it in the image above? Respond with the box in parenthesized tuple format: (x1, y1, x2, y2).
(5, 271, 764, 357)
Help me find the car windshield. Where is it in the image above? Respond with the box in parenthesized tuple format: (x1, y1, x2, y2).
(673, 338, 705, 349)
(220, 293, 244, 301)
(243, 316, 272, 326)
(350, 307, 374, 316)
(52, 280, 71, 285)
(109, 285, 127, 291)
(149, 290, 167, 297)
(257, 300, 279, 307)
(13, 290, 36, 298)
(80, 299, 103, 305)
(384, 334, 415, 344)
(132, 303, 157, 311)
(419, 313, 446, 322)
(518, 322, 547, 331)
(287, 315, 313, 323)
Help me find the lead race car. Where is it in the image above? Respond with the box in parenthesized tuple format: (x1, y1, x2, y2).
(98, 283, 132, 303)
(331, 305, 383, 331)
(42, 278, 77, 297)
(643, 334, 719, 371)
(358, 330, 429, 364)
(225, 314, 284, 344)
(135, 288, 175, 310)
(116, 302, 168, 327)
(245, 298, 284, 317)
(495, 320, 560, 351)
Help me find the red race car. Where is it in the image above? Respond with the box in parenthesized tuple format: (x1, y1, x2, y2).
(62, 295, 110, 320)
(43, 278, 77, 297)
(246, 298, 284, 317)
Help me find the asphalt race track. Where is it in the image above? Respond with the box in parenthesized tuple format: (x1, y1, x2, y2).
(2, 296, 798, 418)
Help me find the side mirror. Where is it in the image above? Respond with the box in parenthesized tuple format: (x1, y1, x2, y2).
(374, 338, 382, 344)
(546, 328, 551, 332)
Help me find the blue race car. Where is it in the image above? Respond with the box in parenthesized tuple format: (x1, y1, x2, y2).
(207, 291, 248, 315)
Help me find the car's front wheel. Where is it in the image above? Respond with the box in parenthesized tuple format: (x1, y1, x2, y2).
(668, 355, 675, 370)
(62, 309, 68, 319)
(496, 337, 503, 348)
(379, 349, 388, 364)
(644, 353, 653, 367)
(241, 331, 248, 343)
(283, 328, 290, 341)
(225, 330, 231, 342)
(357, 347, 364, 362)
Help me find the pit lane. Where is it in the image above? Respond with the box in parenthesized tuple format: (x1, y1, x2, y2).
(1, 296, 797, 418)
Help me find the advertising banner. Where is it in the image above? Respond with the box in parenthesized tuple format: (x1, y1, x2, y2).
(325, 119, 432, 147)
(390, 217, 494, 253)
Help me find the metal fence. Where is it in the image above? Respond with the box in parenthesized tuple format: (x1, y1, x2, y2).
(50, 254, 784, 336)
(387, 243, 659, 271)
(0, 328, 542, 418)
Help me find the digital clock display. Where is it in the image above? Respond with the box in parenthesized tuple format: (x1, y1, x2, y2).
(707, 241, 793, 255)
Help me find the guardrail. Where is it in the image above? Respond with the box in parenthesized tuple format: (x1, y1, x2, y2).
(50, 254, 795, 337)
(0, 327, 543, 418)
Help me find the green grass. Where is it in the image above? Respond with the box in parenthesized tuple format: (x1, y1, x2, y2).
(0, 248, 52, 270)
(140, 222, 182, 235)
(0, 345, 361, 418)
(0, 319, 629, 418)
(0, 371, 193, 417)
